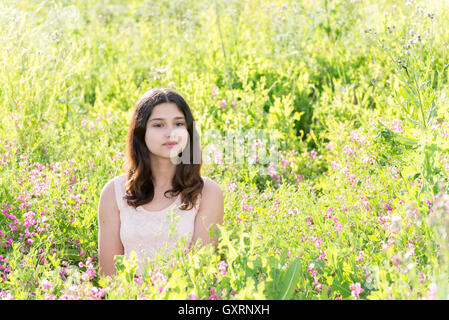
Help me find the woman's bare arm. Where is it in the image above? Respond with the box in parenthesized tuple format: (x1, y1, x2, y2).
(97, 179, 124, 277)
(190, 179, 224, 249)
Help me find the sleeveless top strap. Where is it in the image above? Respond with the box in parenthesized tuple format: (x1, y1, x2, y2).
(113, 175, 126, 212)
(194, 192, 202, 217)
(194, 176, 210, 216)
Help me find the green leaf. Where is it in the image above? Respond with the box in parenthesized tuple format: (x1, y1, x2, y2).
(114, 255, 125, 274)
(292, 111, 304, 121)
(279, 248, 288, 266)
(217, 225, 238, 261)
(394, 134, 418, 147)
(277, 258, 302, 300)
(249, 226, 257, 256)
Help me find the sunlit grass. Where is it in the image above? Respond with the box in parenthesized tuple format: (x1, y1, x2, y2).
(1, 0, 449, 300)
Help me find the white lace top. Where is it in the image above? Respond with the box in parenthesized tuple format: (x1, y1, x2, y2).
(112, 174, 207, 273)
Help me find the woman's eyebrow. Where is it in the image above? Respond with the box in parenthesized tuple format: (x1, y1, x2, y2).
(149, 116, 185, 122)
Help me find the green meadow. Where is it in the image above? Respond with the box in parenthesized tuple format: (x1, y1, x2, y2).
(1, 0, 449, 299)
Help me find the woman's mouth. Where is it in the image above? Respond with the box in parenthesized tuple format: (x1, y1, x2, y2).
(163, 142, 178, 148)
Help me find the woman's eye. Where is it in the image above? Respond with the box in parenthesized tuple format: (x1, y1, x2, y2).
(153, 123, 184, 128)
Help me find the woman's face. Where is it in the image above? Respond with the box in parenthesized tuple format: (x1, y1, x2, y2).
(145, 102, 189, 160)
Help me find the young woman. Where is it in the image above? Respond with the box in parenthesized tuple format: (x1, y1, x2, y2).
(97, 88, 224, 277)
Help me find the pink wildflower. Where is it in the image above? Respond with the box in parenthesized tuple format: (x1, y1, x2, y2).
(218, 261, 227, 276)
(349, 283, 364, 298)
(334, 222, 343, 233)
(0, 290, 13, 300)
(41, 279, 52, 291)
(317, 250, 326, 261)
(356, 250, 365, 262)
(188, 291, 197, 300)
(426, 283, 438, 300)
(44, 293, 56, 300)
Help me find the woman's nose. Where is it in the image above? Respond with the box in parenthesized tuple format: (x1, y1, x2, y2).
(166, 126, 179, 139)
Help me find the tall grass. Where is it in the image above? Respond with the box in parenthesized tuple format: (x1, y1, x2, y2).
(1, 0, 449, 299)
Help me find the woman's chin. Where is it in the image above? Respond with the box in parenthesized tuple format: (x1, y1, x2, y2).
(163, 149, 183, 159)
(150, 147, 184, 161)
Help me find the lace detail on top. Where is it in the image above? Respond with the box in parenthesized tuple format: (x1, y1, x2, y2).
(112, 174, 207, 274)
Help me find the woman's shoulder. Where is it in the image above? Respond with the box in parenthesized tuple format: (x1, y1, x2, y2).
(102, 174, 125, 189)
(202, 176, 218, 187)
(196, 176, 224, 218)
(201, 176, 223, 198)
(100, 174, 126, 203)
(114, 173, 126, 181)
(99, 175, 124, 217)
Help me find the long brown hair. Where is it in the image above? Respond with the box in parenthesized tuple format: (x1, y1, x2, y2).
(121, 88, 203, 211)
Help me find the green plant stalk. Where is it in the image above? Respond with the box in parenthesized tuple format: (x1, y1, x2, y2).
(410, 57, 427, 130)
